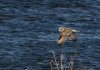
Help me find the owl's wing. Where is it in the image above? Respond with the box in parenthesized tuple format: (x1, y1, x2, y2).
(68, 32, 77, 41)
(58, 33, 66, 46)
(58, 36, 66, 46)
(72, 29, 79, 32)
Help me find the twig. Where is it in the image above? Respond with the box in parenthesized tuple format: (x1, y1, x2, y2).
(60, 51, 64, 70)
(50, 61, 53, 70)
(52, 51, 59, 70)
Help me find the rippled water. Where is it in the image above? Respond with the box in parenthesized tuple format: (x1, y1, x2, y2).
(0, 0, 100, 70)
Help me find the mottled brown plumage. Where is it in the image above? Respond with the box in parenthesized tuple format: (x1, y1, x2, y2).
(58, 27, 78, 46)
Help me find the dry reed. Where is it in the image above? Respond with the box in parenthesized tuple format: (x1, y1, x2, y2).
(50, 51, 77, 70)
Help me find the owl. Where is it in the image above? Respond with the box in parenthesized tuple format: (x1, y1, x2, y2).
(58, 27, 79, 46)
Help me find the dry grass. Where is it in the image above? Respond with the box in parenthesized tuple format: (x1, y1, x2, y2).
(50, 51, 77, 70)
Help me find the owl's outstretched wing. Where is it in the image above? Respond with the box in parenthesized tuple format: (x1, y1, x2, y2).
(58, 37, 66, 46)
(58, 33, 67, 46)
(68, 32, 77, 41)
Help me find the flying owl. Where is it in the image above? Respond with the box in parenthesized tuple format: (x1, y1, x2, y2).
(58, 27, 79, 46)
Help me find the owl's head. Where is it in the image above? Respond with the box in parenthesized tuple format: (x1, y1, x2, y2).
(59, 27, 65, 32)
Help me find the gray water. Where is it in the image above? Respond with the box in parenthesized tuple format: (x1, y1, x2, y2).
(0, 0, 100, 70)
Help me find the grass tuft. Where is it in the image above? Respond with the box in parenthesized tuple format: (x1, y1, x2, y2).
(50, 51, 77, 70)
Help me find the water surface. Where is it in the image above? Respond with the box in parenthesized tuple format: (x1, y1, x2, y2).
(0, 0, 100, 70)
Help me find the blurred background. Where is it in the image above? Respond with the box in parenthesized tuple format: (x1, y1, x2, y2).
(0, 0, 100, 70)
